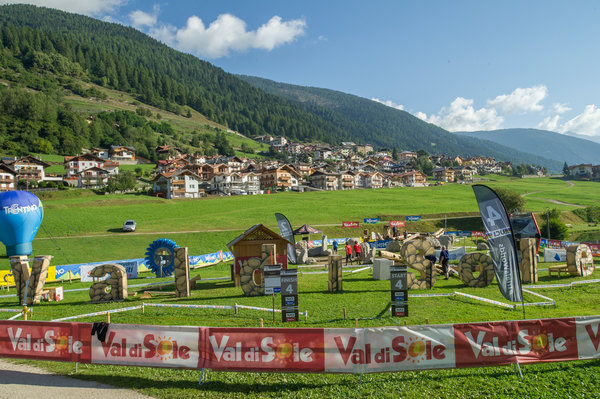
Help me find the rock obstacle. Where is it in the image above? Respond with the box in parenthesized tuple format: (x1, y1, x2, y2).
(458, 253, 495, 287)
(400, 239, 437, 289)
(566, 244, 594, 277)
(88, 263, 128, 302)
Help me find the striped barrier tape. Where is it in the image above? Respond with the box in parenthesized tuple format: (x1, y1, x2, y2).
(51, 305, 143, 322)
(145, 303, 234, 310)
(453, 291, 515, 309)
(522, 288, 556, 303)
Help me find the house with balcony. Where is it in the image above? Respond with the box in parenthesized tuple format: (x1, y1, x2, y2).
(432, 167, 456, 182)
(9, 155, 51, 183)
(310, 171, 339, 191)
(260, 165, 301, 191)
(211, 172, 260, 195)
(77, 167, 110, 189)
(453, 165, 475, 181)
(152, 169, 202, 199)
(110, 145, 136, 162)
(569, 164, 594, 179)
(400, 171, 427, 187)
(0, 163, 16, 191)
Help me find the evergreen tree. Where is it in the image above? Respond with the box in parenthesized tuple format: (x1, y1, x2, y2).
(563, 161, 570, 176)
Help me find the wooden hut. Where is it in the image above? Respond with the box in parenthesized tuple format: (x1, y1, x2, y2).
(227, 224, 293, 286)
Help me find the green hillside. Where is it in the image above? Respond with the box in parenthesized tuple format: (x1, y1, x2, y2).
(239, 75, 564, 171)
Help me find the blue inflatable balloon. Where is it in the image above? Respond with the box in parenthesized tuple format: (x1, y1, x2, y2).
(0, 191, 43, 256)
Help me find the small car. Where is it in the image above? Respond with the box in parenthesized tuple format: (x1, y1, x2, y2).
(123, 220, 136, 232)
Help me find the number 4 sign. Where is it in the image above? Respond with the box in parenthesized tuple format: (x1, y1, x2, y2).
(280, 269, 299, 322)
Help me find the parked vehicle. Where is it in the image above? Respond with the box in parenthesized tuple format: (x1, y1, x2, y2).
(123, 220, 136, 232)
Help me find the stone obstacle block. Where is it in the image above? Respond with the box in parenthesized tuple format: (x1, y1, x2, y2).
(27, 256, 51, 305)
(476, 242, 489, 251)
(520, 238, 538, 283)
(328, 255, 343, 292)
(9, 255, 31, 305)
(385, 240, 403, 252)
(373, 258, 394, 280)
(400, 239, 436, 289)
(438, 235, 455, 249)
(89, 263, 128, 302)
(458, 253, 495, 287)
(240, 243, 275, 296)
(9, 255, 52, 305)
(566, 244, 594, 277)
(174, 247, 190, 297)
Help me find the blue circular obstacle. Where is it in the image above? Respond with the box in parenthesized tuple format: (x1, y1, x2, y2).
(144, 238, 179, 277)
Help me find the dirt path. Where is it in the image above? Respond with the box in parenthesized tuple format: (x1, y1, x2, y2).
(543, 199, 585, 208)
(0, 359, 153, 399)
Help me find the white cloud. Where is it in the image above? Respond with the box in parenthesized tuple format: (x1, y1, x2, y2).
(487, 85, 547, 113)
(0, 0, 126, 16)
(536, 115, 560, 131)
(552, 103, 572, 114)
(371, 98, 404, 111)
(130, 5, 159, 29)
(147, 13, 306, 58)
(557, 105, 600, 136)
(417, 97, 503, 132)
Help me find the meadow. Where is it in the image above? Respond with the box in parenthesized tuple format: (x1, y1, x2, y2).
(2, 176, 600, 398)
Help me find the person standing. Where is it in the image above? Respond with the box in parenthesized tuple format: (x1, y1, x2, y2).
(439, 246, 450, 280)
(332, 239, 339, 253)
(345, 241, 353, 265)
(353, 241, 362, 264)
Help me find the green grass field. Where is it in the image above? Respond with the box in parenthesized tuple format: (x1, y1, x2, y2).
(2, 177, 600, 398)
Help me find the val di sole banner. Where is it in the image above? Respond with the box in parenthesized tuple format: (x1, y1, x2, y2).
(0, 316, 599, 373)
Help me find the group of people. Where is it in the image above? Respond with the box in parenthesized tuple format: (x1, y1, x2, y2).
(332, 238, 451, 278)
(331, 239, 363, 264)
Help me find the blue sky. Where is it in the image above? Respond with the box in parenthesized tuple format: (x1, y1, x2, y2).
(4, 1, 600, 138)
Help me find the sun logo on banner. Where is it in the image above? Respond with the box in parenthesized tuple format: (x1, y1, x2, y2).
(273, 337, 294, 365)
(53, 334, 70, 354)
(155, 335, 175, 360)
(405, 337, 427, 363)
(526, 328, 551, 356)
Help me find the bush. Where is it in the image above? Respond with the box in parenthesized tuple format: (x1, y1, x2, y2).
(541, 219, 569, 240)
(494, 187, 525, 212)
(573, 206, 600, 223)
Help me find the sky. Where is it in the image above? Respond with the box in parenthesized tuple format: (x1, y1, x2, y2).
(3, 1, 600, 138)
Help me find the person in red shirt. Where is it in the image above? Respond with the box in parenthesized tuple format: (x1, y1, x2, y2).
(345, 241, 353, 265)
(353, 241, 362, 264)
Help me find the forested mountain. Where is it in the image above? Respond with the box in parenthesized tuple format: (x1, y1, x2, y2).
(239, 75, 563, 170)
(0, 4, 562, 170)
(453, 129, 600, 165)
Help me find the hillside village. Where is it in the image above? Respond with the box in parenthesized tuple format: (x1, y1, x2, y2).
(0, 135, 577, 197)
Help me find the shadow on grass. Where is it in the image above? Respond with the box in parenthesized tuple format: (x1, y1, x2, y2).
(74, 373, 326, 393)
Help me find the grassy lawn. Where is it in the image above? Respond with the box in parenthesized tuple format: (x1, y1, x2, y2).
(1, 178, 600, 397)
(2, 258, 599, 398)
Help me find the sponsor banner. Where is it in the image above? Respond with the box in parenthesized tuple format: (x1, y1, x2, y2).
(80, 261, 138, 282)
(203, 328, 325, 372)
(275, 213, 298, 264)
(472, 185, 522, 303)
(0, 321, 91, 363)
(389, 221, 405, 227)
(189, 251, 222, 267)
(342, 222, 360, 228)
(454, 318, 577, 367)
(324, 325, 455, 373)
(435, 247, 466, 261)
(222, 251, 234, 262)
(406, 216, 421, 222)
(364, 218, 380, 224)
(0, 266, 56, 286)
(91, 324, 199, 368)
(457, 231, 472, 237)
(576, 316, 600, 360)
(544, 248, 567, 262)
(367, 239, 393, 250)
(472, 231, 485, 238)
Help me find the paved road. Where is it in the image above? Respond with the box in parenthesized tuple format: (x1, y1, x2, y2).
(0, 358, 153, 399)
